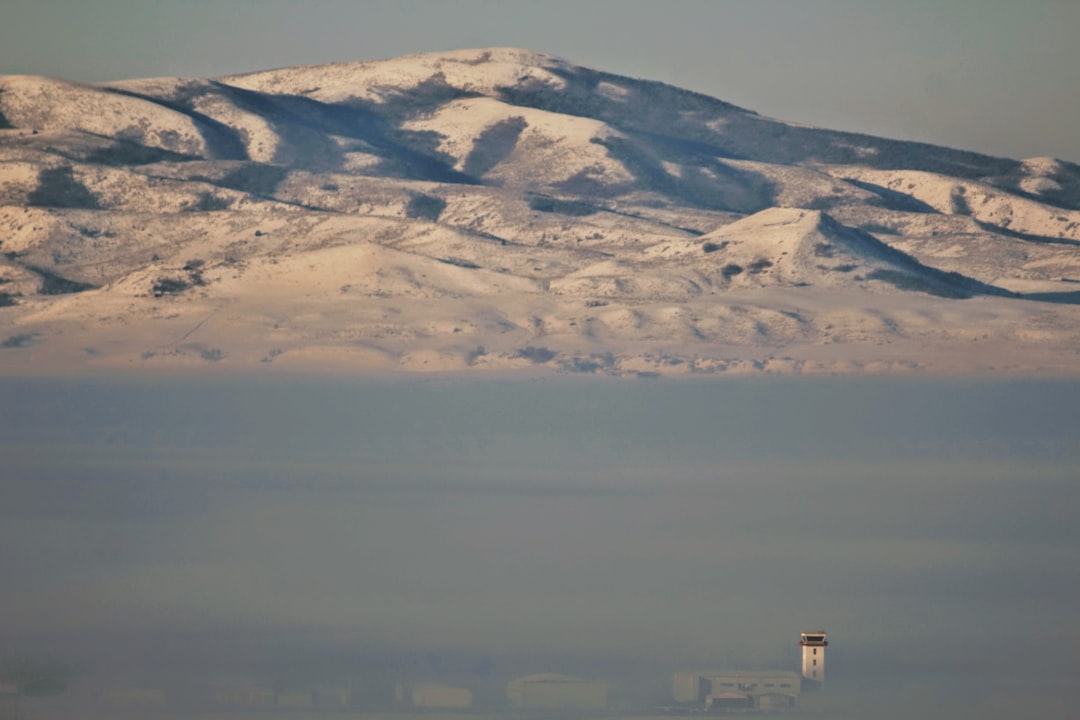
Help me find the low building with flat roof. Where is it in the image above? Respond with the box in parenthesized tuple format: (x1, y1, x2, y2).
(276, 690, 315, 708)
(99, 686, 166, 708)
(214, 683, 275, 707)
(407, 683, 473, 709)
(315, 686, 352, 709)
(508, 674, 607, 710)
(674, 670, 800, 710)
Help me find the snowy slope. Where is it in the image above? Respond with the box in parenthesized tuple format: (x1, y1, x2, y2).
(1, 48, 1078, 376)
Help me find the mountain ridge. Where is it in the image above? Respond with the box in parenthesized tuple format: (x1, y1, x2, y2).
(1, 48, 1078, 376)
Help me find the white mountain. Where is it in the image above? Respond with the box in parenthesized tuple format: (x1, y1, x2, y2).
(1, 48, 1078, 375)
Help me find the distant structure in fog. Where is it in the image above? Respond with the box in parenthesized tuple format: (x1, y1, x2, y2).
(507, 673, 607, 710)
(799, 631, 828, 688)
(275, 690, 315, 708)
(673, 630, 829, 712)
(0, 684, 18, 720)
(208, 681, 352, 710)
(314, 687, 352, 709)
(399, 683, 473, 709)
(98, 686, 166, 708)
(214, 683, 275, 707)
(673, 669, 800, 711)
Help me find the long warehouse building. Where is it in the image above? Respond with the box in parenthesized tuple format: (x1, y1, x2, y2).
(674, 669, 801, 710)
(507, 674, 607, 710)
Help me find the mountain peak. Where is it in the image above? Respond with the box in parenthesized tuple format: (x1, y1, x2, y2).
(392, 47, 562, 67)
(217, 47, 571, 106)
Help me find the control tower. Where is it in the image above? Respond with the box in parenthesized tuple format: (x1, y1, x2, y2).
(799, 631, 828, 689)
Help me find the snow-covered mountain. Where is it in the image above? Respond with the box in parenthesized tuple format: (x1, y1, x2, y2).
(1, 48, 1078, 375)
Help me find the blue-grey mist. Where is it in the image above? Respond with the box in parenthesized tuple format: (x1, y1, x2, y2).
(1, 376, 1078, 718)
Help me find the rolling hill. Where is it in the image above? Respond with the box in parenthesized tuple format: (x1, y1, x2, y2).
(1, 48, 1078, 375)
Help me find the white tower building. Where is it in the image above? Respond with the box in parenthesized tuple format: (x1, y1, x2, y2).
(799, 631, 828, 688)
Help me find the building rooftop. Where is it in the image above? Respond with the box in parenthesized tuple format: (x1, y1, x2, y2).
(511, 674, 598, 684)
(682, 670, 801, 679)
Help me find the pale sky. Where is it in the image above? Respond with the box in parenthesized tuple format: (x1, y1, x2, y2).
(2, 1, 1078, 161)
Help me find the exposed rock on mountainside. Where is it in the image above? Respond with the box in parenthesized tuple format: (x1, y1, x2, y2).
(1, 48, 1078, 375)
